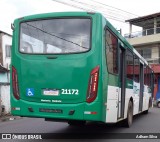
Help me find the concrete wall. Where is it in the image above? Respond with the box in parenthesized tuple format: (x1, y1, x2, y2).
(0, 32, 12, 115)
(137, 45, 159, 64)
(0, 72, 10, 115)
(152, 46, 159, 59)
(2, 34, 12, 69)
(0, 85, 10, 114)
(0, 33, 3, 64)
(0, 72, 9, 83)
(127, 33, 160, 46)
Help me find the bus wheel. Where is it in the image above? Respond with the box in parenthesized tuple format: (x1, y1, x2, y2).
(157, 102, 160, 108)
(68, 120, 86, 126)
(143, 110, 148, 114)
(124, 101, 133, 128)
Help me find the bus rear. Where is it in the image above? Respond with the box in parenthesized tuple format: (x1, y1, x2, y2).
(11, 12, 105, 123)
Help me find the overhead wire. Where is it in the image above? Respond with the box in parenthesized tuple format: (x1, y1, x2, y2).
(53, 0, 132, 23)
(91, 0, 139, 17)
(69, 0, 130, 21)
(53, 0, 91, 12)
(70, 0, 137, 20)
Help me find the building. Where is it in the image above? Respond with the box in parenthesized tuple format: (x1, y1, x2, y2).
(0, 30, 12, 69)
(0, 30, 12, 115)
(125, 12, 160, 99)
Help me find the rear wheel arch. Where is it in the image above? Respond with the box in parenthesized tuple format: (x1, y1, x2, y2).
(157, 101, 160, 108)
(129, 97, 134, 111)
(123, 99, 133, 128)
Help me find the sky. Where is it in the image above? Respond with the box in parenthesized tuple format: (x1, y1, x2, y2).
(0, 0, 160, 35)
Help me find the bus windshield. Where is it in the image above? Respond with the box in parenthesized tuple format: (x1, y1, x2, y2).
(20, 18, 91, 54)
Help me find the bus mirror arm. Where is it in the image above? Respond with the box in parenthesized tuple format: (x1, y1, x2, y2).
(11, 23, 15, 31)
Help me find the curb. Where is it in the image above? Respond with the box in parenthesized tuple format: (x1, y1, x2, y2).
(0, 115, 22, 122)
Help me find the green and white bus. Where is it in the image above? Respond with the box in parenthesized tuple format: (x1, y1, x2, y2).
(11, 12, 154, 127)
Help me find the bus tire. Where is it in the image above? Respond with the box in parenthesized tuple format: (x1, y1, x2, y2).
(149, 97, 152, 108)
(124, 101, 133, 128)
(0, 107, 2, 116)
(143, 110, 148, 114)
(68, 120, 86, 126)
(157, 102, 160, 108)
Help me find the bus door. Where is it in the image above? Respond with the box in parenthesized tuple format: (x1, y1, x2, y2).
(118, 44, 126, 119)
(139, 62, 144, 111)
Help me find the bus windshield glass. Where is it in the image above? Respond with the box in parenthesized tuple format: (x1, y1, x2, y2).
(20, 18, 91, 54)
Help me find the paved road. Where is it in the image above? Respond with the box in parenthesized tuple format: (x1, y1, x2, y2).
(0, 107, 160, 142)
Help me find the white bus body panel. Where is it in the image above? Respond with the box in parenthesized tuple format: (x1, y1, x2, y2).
(106, 85, 118, 123)
(133, 82, 140, 115)
(143, 85, 150, 111)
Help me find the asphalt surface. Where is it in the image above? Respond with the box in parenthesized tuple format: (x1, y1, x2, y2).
(0, 107, 160, 142)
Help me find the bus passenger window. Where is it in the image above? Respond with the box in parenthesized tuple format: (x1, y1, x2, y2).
(148, 67, 151, 86)
(105, 30, 118, 74)
(126, 50, 134, 80)
(144, 65, 148, 85)
(134, 56, 140, 82)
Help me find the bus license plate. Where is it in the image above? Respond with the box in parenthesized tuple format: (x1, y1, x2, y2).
(43, 89, 59, 96)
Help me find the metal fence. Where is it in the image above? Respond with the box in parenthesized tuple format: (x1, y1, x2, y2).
(124, 27, 160, 38)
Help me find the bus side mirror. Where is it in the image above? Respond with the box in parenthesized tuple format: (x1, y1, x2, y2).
(11, 23, 15, 31)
